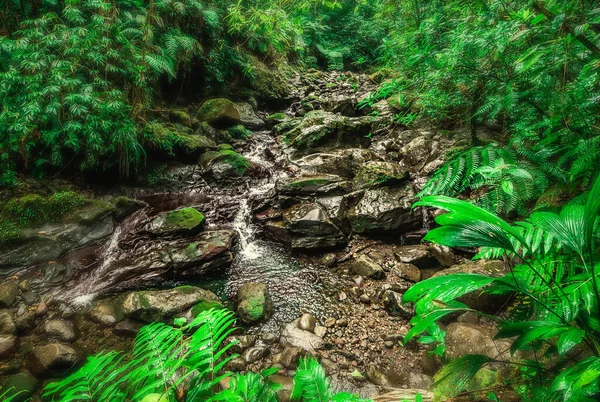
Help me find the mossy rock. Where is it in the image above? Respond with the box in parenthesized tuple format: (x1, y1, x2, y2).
(236, 282, 273, 324)
(148, 207, 205, 235)
(218, 144, 234, 151)
(228, 125, 252, 140)
(198, 98, 240, 129)
(353, 161, 409, 189)
(200, 149, 251, 179)
(246, 56, 291, 102)
(190, 300, 224, 317)
(169, 110, 192, 127)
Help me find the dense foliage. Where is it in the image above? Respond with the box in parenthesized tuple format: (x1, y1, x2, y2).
(0, 309, 370, 402)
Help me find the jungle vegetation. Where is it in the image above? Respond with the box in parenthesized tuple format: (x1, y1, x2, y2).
(2, 0, 600, 401)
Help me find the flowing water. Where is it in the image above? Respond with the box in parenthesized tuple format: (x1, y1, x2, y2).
(21, 130, 341, 332)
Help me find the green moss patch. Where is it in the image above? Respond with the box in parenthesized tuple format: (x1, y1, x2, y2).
(227, 125, 252, 140)
(190, 300, 223, 317)
(166, 208, 205, 231)
(198, 98, 240, 128)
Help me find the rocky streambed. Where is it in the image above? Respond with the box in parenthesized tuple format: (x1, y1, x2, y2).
(0, 70, 513, 401)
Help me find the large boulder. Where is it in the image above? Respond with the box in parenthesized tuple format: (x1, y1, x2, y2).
(234, 102, 265, 130)
(199, 149, 251, 179)
(394, 245, 440, 269)
(198, 98, 240, 128)
(236, 282, 273, 324)
(30, 344, 79, 376)
(445, 322, 511, 361)
(147, 207, 205, 236)
(0, 199, 115, 268)
(282, 203, 346, 249)
(122, 286, 221, 322)
(348, 183, 420, 234)
(276, 110, 371, 151)
(292, 149, 380, 178)
(353, 161, 409, 190)
(276, 175, 351, 197)
(431, 260, 509, 313)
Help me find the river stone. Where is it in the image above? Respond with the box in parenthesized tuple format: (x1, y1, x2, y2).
(392, 262, 421, 282)
(31, 343, 79, 376)
(1, 373, 38, 402)
(277, 175, 351, 196)
(147, 207, 205, 236)
(0, 310, 16, 335)
(15, 310, 36, 334)
(351, 254, 385, 279)
(298, 313, 317, 333)
(0, 335, 18, 358)
(348, 183, 420, 234)
(0, 281, 18, 308)
(198, 98, 240, 128)
(242, 345, 269, 364)
(234, 102, 265, 130)
(280, 346, 303, 368)
(90, 302, 123, 327)
(236, 282, 273, 324)
(280, 322, 324, 351)
(227, 335, 257, 354)
(113, 320, 144, 337)
(122, 286, 220, 322)
(394, 245, 440, 269)
(382, 290, 415, 319)
(431, 260, 509, 313)
(200, 149, 251, 179)
(353, 161, 409, 190)
(282, 203, 346, 250)
(45, 320, 77, 342)
(0, 200, 115, 268)
(169, 229, 236, 275)
(445, 322, 511, 361)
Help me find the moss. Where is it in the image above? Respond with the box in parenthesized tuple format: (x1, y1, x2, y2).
(190, 300, 223, 317)
(197, 98, 240, 128)
(0, 191, 87, 243)
(244, 294, 265, 320)
(169, 110, 192, 127)
(267, 113, 287, 120)
(247, 56, 291, 101)
(217, 150, 251, 176)
(227, 125, 252, 140)
(165, 208, 205, 230)
(218, 144, 234, 151)
(174, 285, 200, 295)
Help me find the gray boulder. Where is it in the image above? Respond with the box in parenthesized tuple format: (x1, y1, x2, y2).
(234, 102, 265, 130)
(44, 320, 77, 343)
(282, 203, 346, 250)
(122, 286, 220, 322)
(348, 183, 420, 234)
(30, 343, 79, 376)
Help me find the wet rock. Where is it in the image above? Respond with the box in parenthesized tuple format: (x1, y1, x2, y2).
(351, 254, 385, 279)
(269, 375, 294, 402)
(262, 332, 279, 344)
(236, 282, 273, 324)
(280, 346, 303, 368)
(348, 183, 419, 234)
(169, 229, 236, 275)
(114, 320, 144, 337)
(21, 292, 39, 306)
(0, 200, 115, 268)
(112, 197, 148, 221)
(242, 346, 269, 364)
(0, 281, 18, 308)
(277, 175, 351, 196)
(445, 322, 511, 361)
(298, 313, 317, 333)
(322, 253, 337, 268)
(408, 373, 433, 390)
(227, 335, 257, 354)
(0, 335, 18, 358)
(277, 110, 371, 151)
(0, 310, 16, 335)
(320, 93, 358, 116)
(1, 372, 38, 402)
(198, 98, 240, 128)
(280, 322, 324, 352)
(366, 365, 392, 387)
(382, 290, 415, 319)
(45, 320, 77, 342)
(226, 356, 247, 372)
(392, 262, 422, 282)
(431, 260, 509, 313)
(15, 310, 36, 334)
(30, 344, 79, 377)
(123, 286, 220, 322)
(147, 207, 205, 236)
(200, 149, 251, 179)
(234, 102, 265, 130)
(293, 148, 380, 178)
(353, 161, 409, 190)
(394, 245, 440, 269)
(282, 203, 346, 250)
(90, 302, 124, 327)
